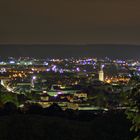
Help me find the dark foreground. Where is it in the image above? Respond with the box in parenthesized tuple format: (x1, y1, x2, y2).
(0, 110, 135, 140)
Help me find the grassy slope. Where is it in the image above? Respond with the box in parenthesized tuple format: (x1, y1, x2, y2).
(0, 112, 135, 140)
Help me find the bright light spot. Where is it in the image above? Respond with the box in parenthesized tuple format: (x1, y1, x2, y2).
(54, 94, 58, 97)
(46, 69, 50, 72)
(76, 67, 80, 72)
(44, 62, 48, 66)
(58, 92, 62, 94)
(101, 64, 105, 69)
(9, 61, 15, 64)
(32, 76, 36, 80)
(0, 68, 6, 73)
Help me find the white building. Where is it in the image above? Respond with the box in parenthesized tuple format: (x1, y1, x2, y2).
(99, 65, 104, 82)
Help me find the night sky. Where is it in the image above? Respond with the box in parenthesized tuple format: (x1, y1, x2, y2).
(0, 0, 140, 57)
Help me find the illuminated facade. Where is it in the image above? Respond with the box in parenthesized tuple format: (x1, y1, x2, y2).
(99, 66, 104, 82)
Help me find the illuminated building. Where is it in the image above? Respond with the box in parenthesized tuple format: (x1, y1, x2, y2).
(99, 65, 104, 82)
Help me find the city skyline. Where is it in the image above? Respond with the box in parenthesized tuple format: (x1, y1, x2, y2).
(0, 1, 140, 139)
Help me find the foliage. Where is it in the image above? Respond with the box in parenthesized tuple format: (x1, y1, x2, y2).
(0, 92, 19, 106)
(125, 72, 140, 140)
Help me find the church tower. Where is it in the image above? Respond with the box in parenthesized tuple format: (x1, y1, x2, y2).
(99, 65, 104, 82)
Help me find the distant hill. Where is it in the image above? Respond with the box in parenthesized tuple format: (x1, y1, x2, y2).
(0, 44, 140, 59)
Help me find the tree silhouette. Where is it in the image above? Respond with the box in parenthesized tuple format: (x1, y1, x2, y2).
(125, 70, 140, 140)
(2, 102, 17, 115)
(26, 103, 43, 114)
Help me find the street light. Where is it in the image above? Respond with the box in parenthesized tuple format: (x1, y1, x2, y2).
(31, 76, 36, 88)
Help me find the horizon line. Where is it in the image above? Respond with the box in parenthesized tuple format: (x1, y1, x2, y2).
(0, 42, 140, 46)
